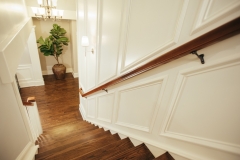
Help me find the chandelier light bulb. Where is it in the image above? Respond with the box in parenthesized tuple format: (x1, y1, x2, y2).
(38, 8, 45, 15)
(52, 9, 58, 16)
(34, 0, 62, 21)
(59, 10, 64, 16)
(47, 0, 51, 5)
(37, 0, 43, 5)
(31, 7, 38, 14)
(52, 0, 58, 6)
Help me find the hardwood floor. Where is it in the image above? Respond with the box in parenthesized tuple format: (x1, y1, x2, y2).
(20, 74, 173, 159)
(20, 73, 82, 130)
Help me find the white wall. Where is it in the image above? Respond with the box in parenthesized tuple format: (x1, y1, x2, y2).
(0, 0, 38, 159)
(0, 82, 30, 160)
(78, 0, 240, 159)
(33, 18, 75, 75)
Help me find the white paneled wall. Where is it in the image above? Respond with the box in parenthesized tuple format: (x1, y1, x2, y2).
(97, 93, 115, 122)
(97, 0, 123, 84)
(121, 0, 187, 71)
(191, 0, 240, 35)
(78, 0, 240, 159)
(16, 27, 44, 88)
(0, 0, 39, 159)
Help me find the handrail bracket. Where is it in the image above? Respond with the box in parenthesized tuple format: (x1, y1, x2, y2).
(102, 88, 108, 93)
(191, 51, 205, 64)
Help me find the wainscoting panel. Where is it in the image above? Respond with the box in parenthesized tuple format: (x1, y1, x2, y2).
(97, 0, 123, 85)
(16, 64, 42, 87)
(97, 93, 115, 122)
(191, 0, 240, 34)
(17, 64, 33, 81)
(161, 55, 240, 154)
(120, 0, 188, 72)
(86, 0, 98, 91)
(116, 76, 167, 132)
(87, 98, 96, 118)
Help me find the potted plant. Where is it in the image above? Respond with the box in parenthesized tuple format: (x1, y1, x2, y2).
(37, 24, 69, 79)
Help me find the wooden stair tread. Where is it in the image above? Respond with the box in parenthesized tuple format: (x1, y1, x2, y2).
(73, 137, 134, 160)
(107, 143, 155, 160)
(43, 120, 91, 133)
(43, 120, 92, 134)
(42, 134, 121, 160)
(38, 125, 98, 147)
(42, 118, 85, 131)
(154, 152, 175, 160)
(38, 129, 111, 153)
(38, 122, 95, 141)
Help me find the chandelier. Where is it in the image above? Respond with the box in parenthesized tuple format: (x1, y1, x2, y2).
(31, 0, 64, 21)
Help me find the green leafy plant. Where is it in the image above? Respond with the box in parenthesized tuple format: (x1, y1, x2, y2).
(37, 24, 69, 64)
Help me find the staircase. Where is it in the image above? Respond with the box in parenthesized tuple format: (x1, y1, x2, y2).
(35, 119, 174, 160)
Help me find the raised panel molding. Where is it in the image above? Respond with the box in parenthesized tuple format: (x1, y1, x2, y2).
(97, 0, 123, 85)
(86, 0, 97, 91)
(87, 98, 96, 118)
(17, 64, 44, 88)
(191, 0, 240, 35)
(116, 76, 168, 132)
(160, 54, 240, 155)
(97, 93, 115, 123)
(120, 0, 189, 73)
(17, 64, 33, 81)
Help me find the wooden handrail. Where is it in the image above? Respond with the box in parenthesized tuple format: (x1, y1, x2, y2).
(79, 17, 240, 97)
(27, 97, 36, 102)
(23, 97, 36, 106)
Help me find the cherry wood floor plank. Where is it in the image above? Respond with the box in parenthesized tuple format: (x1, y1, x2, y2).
(107, 143, 155, 160)
(42, 134, 121, 160)
(38, 129, 111, 153)
(38, 125, 99, 147)
(74, 138, 135, 160)
(20, 73, 81, 130)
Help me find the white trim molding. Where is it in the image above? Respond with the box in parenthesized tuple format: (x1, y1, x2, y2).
(42, 67, 73, 75)
(160, 54, 240, 155)
(191, 0, 240, 35)
(16, 142, 38, 160)
(72, 72, 79, 78)
(17, 64, 44, 88)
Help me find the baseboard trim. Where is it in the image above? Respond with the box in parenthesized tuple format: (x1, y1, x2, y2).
(72, 72, 79, 78)
(42, 67, 73, 75)
(16, 142, 38, 160)
(19, 80, 45, 88)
